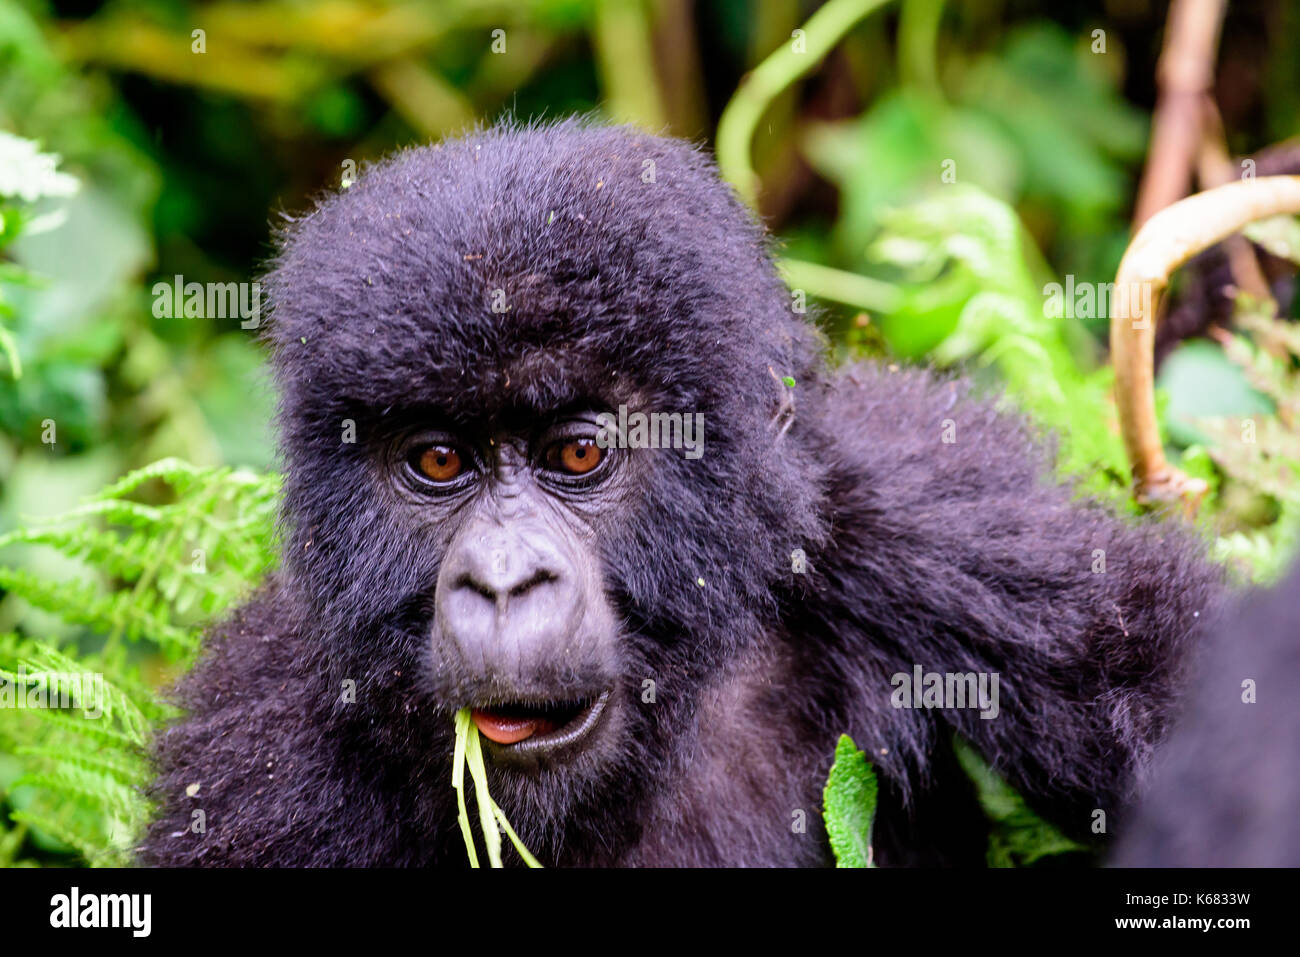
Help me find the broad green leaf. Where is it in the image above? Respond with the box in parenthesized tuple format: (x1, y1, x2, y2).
(822, 734, 878, 868)
(1156, 340, 1275, 448)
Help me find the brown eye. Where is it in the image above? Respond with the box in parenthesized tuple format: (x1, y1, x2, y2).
(550, 438, 602, 475)
(417, 445, 463, 482)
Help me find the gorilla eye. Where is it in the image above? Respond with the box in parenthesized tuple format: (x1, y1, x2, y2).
(415, 445, 464, 483)
(546, 438, 603, 476)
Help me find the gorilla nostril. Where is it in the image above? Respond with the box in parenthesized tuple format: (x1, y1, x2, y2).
(455, 573, 498, 603)
(509, 568, 558, 598)
(454, 568, 558, 604)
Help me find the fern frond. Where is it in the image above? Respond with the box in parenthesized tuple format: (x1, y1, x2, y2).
(0, 459, 281, 867)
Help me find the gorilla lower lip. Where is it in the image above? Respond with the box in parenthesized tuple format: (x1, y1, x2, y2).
(473, 692, 610, 754)
(471, 703, 568, 744)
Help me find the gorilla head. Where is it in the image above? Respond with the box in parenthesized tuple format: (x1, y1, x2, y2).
(260, 118, 828, 851)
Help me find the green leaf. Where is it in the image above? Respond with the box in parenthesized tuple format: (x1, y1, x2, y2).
(0, 323, 19, 378)
(1243, 215, 1300, 266)
(822, 734, 878, 867)
(1156, 339, 1275, 447)
(953, 737, 1089, 867)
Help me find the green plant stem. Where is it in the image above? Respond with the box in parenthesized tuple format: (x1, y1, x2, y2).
(898, 0, 945, 96)
(591, 0, 668, 129)
(716, 0, 894, 208)
(452, 708, 480, 868)
(717, 0, 900, 318)
(778, 258, 902, 313)
(463, 725, 503, 867)
(492, 800, 542, 868)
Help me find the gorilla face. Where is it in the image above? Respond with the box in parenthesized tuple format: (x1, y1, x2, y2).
(260, 120, 828, 833)
(349, 389, 652, 792)
(395, 411, 625, 767)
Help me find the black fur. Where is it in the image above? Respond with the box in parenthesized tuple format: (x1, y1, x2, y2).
(139, 119, 1224, 867)
(1113, 561, 1300, 867)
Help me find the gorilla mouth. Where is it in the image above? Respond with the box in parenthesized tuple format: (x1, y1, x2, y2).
(471, 691, 610, 755)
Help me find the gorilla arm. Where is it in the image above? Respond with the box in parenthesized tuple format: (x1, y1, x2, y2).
(794, 364, 1223, 854)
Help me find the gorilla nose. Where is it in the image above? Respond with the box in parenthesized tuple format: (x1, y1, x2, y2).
(456, 557, 558, 611)
(435, 523, 585, 671)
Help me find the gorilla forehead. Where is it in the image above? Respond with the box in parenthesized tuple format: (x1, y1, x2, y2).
(263, 119, 802, 421)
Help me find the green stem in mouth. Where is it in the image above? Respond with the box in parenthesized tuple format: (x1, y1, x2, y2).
(452, 707, 544, 868)
(464, 722, 503, 867)
(452, 708, 480, 868)
(493, 800, 543, 869)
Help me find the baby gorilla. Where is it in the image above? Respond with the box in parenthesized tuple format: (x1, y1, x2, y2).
(140, 120, 1223, 867)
